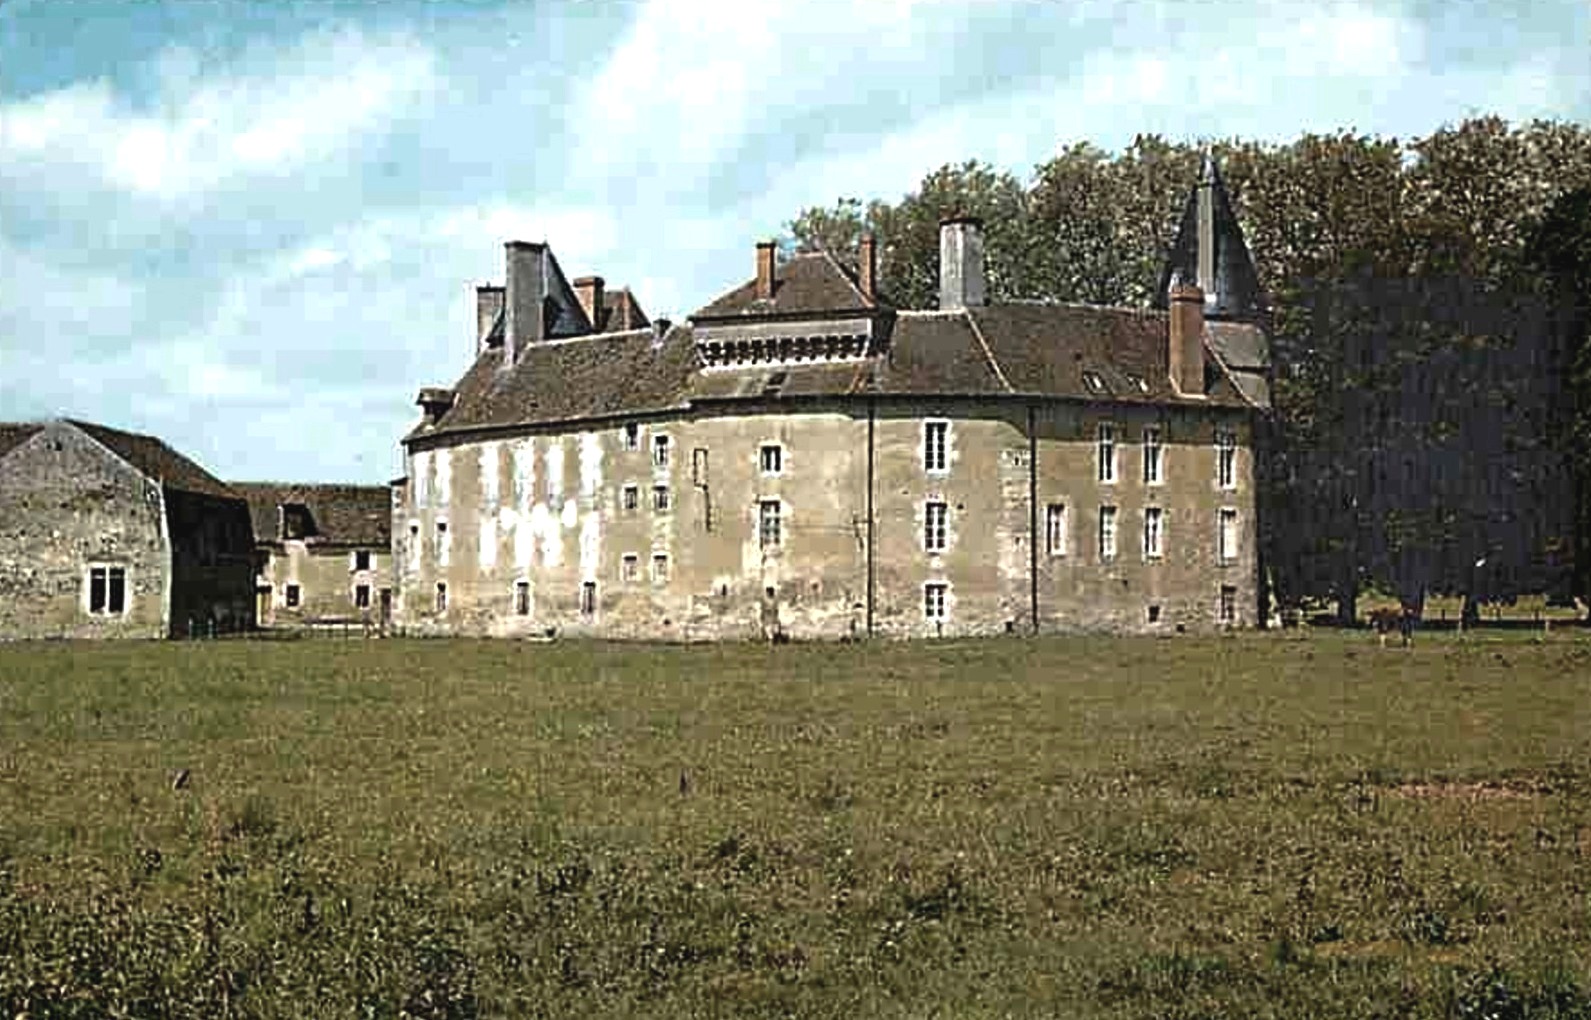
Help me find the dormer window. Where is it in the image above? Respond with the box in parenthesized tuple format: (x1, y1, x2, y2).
(280, 503, 313, 541)
(1083, 371, 1106, 394)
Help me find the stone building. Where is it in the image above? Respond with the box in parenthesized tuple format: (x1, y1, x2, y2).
(394, 164, 1270, 640)
(0, 419, 255, 639)
(234, 483, 395, 629)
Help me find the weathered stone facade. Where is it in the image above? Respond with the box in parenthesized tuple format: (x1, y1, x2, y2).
(234, 483, 394, 629)
(0, 420, 255, 639)
(394, 164, 1270, 640)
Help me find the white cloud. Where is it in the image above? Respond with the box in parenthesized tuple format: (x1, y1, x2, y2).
(0, 27, 439, 199)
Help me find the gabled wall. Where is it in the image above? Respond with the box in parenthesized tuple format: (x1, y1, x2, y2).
(0, 422, 169, 639)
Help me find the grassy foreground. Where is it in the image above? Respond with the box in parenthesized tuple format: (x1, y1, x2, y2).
(1, 633, 1589, 1018)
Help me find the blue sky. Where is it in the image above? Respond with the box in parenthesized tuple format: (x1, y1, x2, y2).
(2, 0, 1587, 483)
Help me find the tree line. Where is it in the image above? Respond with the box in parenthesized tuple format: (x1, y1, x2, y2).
(785, 118, 1591, 621)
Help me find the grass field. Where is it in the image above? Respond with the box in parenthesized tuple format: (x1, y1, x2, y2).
(2, 632, 1590, 1018)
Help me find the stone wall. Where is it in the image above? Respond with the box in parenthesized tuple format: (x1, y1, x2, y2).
(395, 397, 1259, 640)
(257, 543, 392, 627)
(0, 422, 169, 639)
(167, 489, 256, 636)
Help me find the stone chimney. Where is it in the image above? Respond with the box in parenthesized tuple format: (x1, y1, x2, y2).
(1169, 281, 1206, 396)
(504, 240, 547, 364)
(573, 276, 605, 332)
(938, 216, 985, 310)
(756, 241, 776, 301)
(417, 387, 455, 425)
(476, 284, 505, 352)
(858, 233, 877, 304)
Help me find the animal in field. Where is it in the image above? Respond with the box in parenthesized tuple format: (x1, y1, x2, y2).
(1368, 606, 1415, 647)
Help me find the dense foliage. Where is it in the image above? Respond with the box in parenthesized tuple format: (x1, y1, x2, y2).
(787, 118, 1591, 619)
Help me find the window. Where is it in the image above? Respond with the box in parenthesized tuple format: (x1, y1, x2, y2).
(652, 553, 669, 583)
(1143, 426, 1163, 485)
(1217, 429, 1237, 489)
(759, 499, 782, 549)
(760, 443, 783, 475)
(285, 583, 301, 608)
(923, 420, 948, 472)
(436, 520, 449, 567)
(515, 581, 530, 616)
(87, 566, 127, 615)
(924, 582, 947, 621)
(354, 550, 372, 571)
(653, 485, 671, 512)
(621, 554, 639, 583)
(924, 501, 948, 554)
(1097, 423, 1116, 483)
(434, 582, 447, 613)
(354, 584, 371, 609)
(1220, 585, 1237, 625)
(1143, 507, 1163, 560)
(580, 581, 597, 616)
(623, 422, 640, 451)
(1147, 604, 1162, 624)
(1083, 370, 1106, 394)
(652, 434, 671, 467)
(1219, 508, 1238, 564)
(622, 484, 639, 511)
(1045, 503, 1067, 557)
(1099, 505, 1117, 561)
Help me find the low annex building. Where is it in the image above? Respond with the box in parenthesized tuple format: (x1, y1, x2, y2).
(0, 419, 255, 639)
(395, 161, 1270, 640)
(234, 483, 394, 629)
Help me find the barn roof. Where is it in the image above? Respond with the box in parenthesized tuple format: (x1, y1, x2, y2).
(232, 482, 392, 547)
(66, 420, 240, 500)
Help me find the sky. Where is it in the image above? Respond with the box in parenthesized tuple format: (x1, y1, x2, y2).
(1, 0, 1587, 484)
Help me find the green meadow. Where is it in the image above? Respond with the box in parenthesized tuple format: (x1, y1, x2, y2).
(2, 632, 1589, 1017)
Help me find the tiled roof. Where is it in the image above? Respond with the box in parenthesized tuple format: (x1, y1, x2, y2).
(597, 288, 650, 332)
(232, 482, 392, 546)
(693, 251, 873, 319)
(68, 420, 239, 499)
(413, 301, 1263, 441)
(0, 423, 43, 460)
(411, 325, 699, 439)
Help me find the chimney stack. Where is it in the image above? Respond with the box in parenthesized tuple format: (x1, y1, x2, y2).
(1169, 281, 1206, 395)
(417, 387, 455, 425)
(938, 216, 985, 310)
(504, 241, 547, 364)
(476, 284, 505, 352)
(755, 241, 777, 301)
(858, 233, 877, 304)
(573, 276, 605, 332)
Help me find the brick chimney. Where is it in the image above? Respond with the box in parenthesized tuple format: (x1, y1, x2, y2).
(1169, 281, 1206, 395)
(476, 284, 505, 353)
(939, 216, 985, 310)
(756, 241, 776, 301)
(614, 289, 636, 331)
(573, 276, 605, 332)
(858, 233, 877, 304)
(504, 240, 547, 364)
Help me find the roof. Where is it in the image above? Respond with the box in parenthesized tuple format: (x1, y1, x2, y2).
(67, 420, 239, 499)
(413, 301, 1265, 442)
(693, 250, 873, 319)
(597, 288, 650, 332)
(412, 326, 700, 438)
(1155, 155, 1267, 322)
(0, 423, 43, 460)
(232, 482, 392, 546)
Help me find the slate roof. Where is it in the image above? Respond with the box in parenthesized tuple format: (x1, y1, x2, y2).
(67, 420, 239, 499)
(232, 482, 392, 547)
(693, 250, 874, 319)
(0, 423, 43, 460)
(1155, 155, 1267, 323)
(597, 288, 650, 332)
